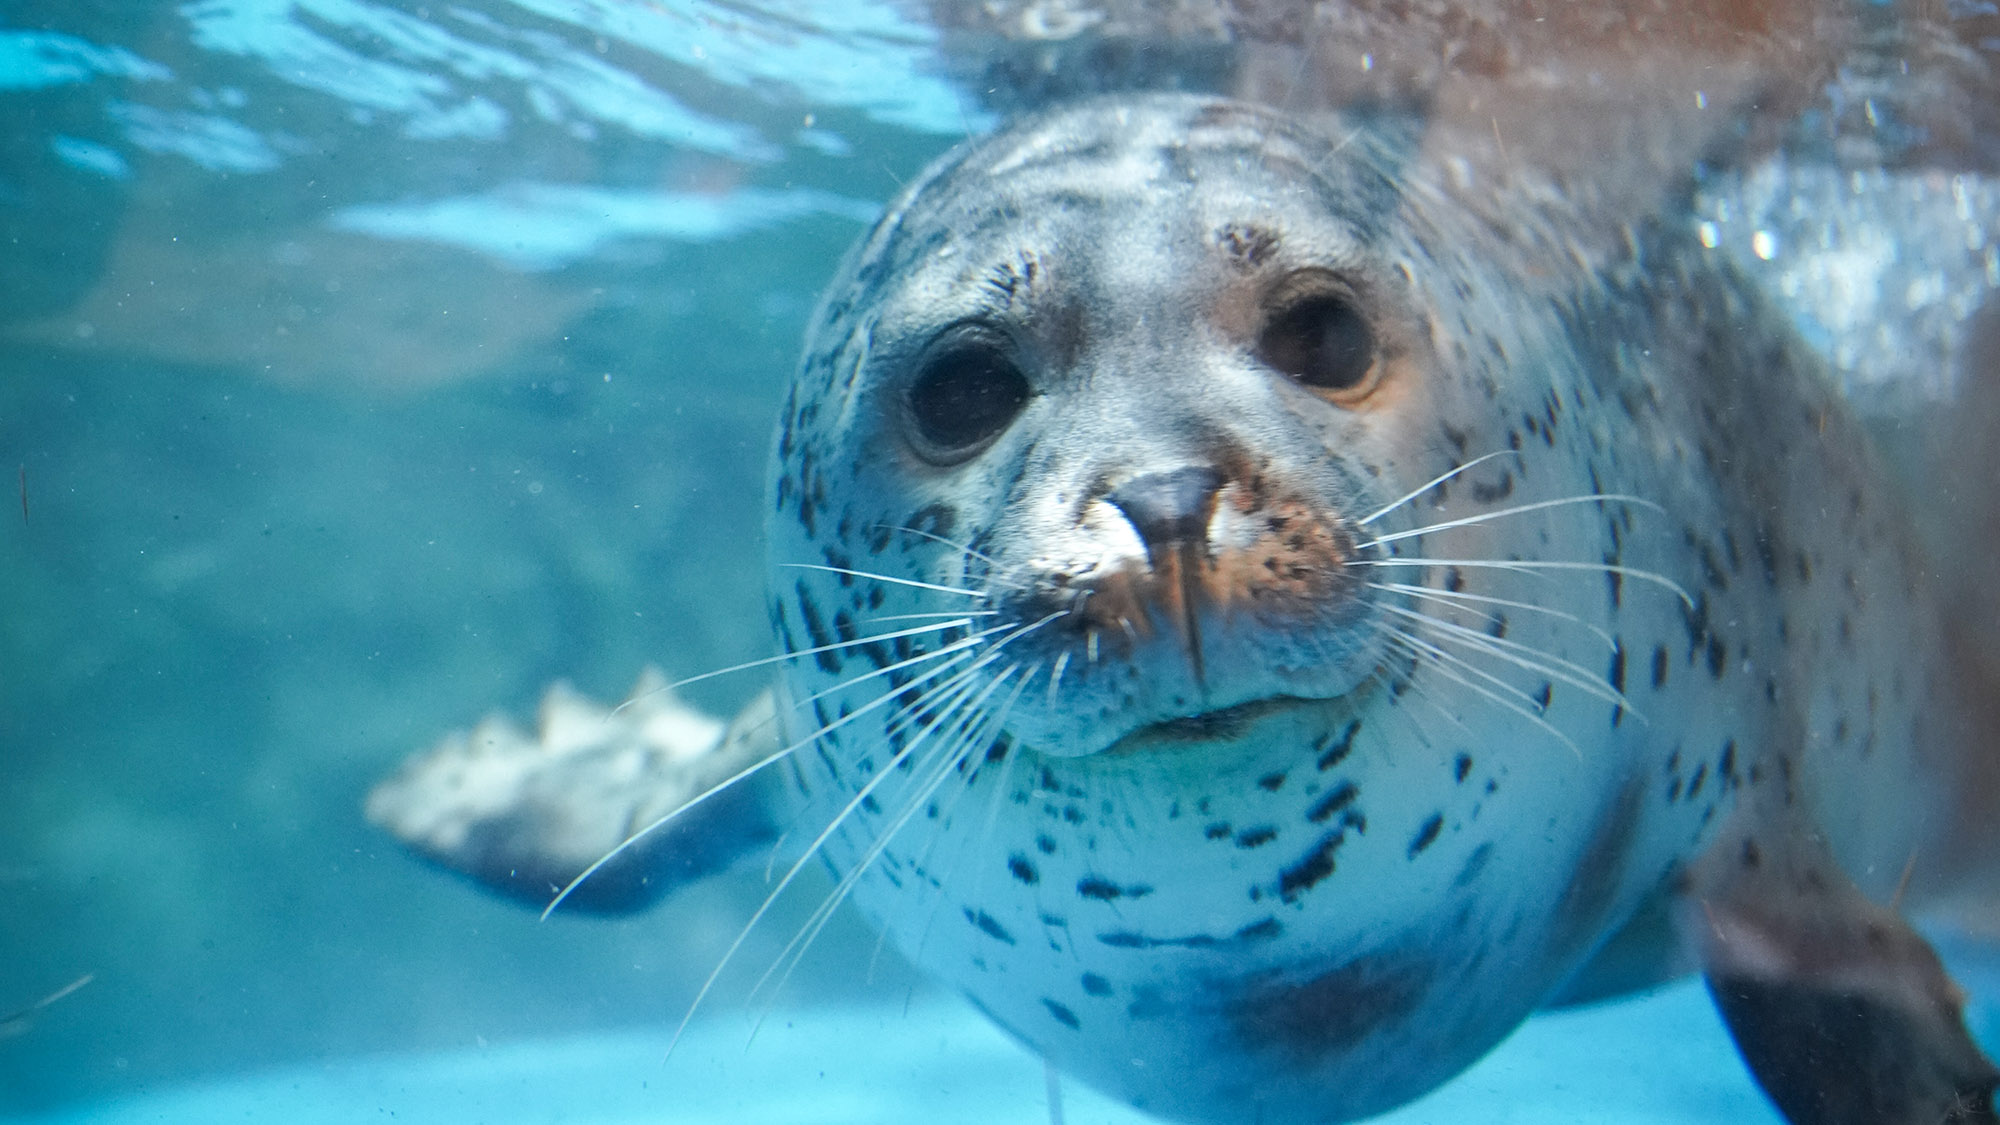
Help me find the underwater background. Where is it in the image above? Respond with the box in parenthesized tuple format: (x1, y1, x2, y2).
(2, 2, 1997, 1122)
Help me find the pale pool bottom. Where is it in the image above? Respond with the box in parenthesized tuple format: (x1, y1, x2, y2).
(5, 975, 1801, 1125)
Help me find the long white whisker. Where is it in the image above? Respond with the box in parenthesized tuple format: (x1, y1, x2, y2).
(1387, 627, 1544, 717)
(1384, 630, 1581, 758)
(609, 617, 980, 717)
(1368, 580, 1619, 652)
(757, 613, 1060, 1013)
(1045, 650, 1071, 709)
(1356, 494, 1663, 550)
(792, 620, 1019, 712)
(1350, 557, 1693, 606)
(896, 670, 1035, 980)
(875, 523, 1001, 566)
(1358, 450, 1521, 526)
(862, 610, 1000, 624)
(667, 611, 1062, 1051)
(1382, 603, 1640, 719)
(778, 563, 988, 598)
(667, 656, 1009, 1053)
(546, 633, 999, 919)
(760, 667, 1026, 1017)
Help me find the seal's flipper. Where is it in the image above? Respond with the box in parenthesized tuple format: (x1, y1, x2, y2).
(366, 672, 782, 913)
(1686, 828, 1999, 1124)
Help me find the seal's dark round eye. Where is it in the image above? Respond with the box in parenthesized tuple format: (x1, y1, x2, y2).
(905, 340, 1030, 462)
(1256, 292, 1377, 396)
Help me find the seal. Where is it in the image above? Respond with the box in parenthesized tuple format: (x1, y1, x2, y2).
(370, 94, 1998, 1125)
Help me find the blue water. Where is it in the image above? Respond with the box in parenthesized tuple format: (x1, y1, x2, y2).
(1, 2, 1996, 1123)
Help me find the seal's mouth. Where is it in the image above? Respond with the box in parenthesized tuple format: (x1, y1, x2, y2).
(1096, 693, 1350, 758)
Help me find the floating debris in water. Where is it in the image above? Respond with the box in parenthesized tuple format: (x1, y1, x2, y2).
(0, 974, 95, 1040)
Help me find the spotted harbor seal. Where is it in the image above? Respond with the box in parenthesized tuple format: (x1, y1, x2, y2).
(369, 93, 1998, 1124)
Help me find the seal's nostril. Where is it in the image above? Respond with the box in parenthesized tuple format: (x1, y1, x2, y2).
(1107, 467, 1226, 554)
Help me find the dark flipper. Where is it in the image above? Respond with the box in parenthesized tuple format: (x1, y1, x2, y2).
(1686, 826, 1998, 1124)
(367, 672, 783, 913)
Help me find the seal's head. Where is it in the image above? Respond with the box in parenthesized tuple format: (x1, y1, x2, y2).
(767, 94, 1691, 1124)
(781, 97, 1446, 752)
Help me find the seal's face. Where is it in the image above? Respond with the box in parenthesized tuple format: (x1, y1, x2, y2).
(767, 95, 1715, 1124)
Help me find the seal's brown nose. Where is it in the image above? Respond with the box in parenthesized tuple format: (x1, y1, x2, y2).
(1107, 467, 1224, 558)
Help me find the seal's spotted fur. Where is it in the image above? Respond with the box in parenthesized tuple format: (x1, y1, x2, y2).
(371, 93, 1996, 1125)
(761, 95, 1963, 1122)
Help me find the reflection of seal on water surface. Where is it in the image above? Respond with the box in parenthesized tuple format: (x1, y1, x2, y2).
(372, 94, 2000, 1124)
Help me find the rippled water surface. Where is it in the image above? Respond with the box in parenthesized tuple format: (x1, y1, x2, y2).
(2, 2, 1997, 1122)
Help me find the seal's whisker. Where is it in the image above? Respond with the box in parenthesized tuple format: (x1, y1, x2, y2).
(862, 609, 1001, 624)
(792, 619, 1018, 714)
(1381, 604, 1643, 720)
(779, 562, 990, 598)
(544, 633, 998, 920)
(1386, 670, 1474, 747)
(1357, 450, 1522, 526)
(750, 666, 1020, 1021)
(1383, 627, 1549, 720)
(1368, 580, 1619, 652)
(1381, 630, 1582, 758)
(860, 611, 1060, 751)
(1351, 557, 1694, 607)
(1356, 493, 1664, 550)
(667, 652, 1014, 1054)
(607, 617, 982, 717)
(752, 652, 1045, 1024)
(866, 649, 1043, 988)
(876, 523, 1001, 567)
(823, 621, 1058, 993)
(685, 609, 1063, 1045)
(867, 715, 1018, 986)
(1046, 650, 1072, 709)
(906, 678, 1036, 975)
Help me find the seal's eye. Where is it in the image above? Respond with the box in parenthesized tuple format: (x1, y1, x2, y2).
(1256, 290, 1378, 398)
(904, 338, 1030, 463)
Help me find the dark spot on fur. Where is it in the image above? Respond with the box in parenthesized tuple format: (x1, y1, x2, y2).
(796, 582, 841, 675)
(1204, 821, 1232, 840)
(1078, 876, 1151, 901)
(1315, 720, 1361, 771)
(1408, 814, 1444, 858)
(1278, 832, 1346, 902)
(1651, 644, 1669, 689)
(1008, 855, 1040, 884)
(1608, 642, 1627, 727)
(1081, 973, 1112, 997)
(1217, 222, 1280, 266)
(1236, 826, 1278, 849)
(1471, 471, 1514, 503)
(1453, 842, 1493, 888)
(1226, 955, 1428, 1064)
(1258, 771, 1287, 792)
(966, 908, 1016, 945)
(906, 502, 957, 539)
(1454, 754, 1472, 783)
(1307, 782, 1358, 824)
(1044, 998, 1080, 1029)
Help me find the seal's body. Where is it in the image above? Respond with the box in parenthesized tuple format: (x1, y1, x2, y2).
(370, 94, 1996, 1125)
(761, 95, 1962, 1123)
